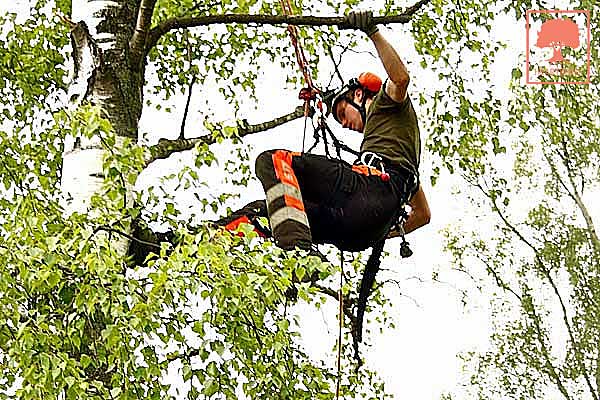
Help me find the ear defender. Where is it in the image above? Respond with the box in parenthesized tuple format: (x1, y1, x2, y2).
(358, 72, 382, 93)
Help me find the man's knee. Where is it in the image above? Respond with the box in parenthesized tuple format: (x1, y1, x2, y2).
(255, 150, 275, 169)
(255, 149, 277, 181)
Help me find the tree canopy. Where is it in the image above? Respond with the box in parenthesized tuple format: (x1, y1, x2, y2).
(0, 0, 598, 399)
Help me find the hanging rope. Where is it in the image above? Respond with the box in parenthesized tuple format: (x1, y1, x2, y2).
(277, 0, 325, 153)
(278, 0, 316, 92)
(336, 250, 344, 399)
(306, 114, 359, 159)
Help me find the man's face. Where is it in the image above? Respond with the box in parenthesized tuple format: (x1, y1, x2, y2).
(335, 90, 364, 133)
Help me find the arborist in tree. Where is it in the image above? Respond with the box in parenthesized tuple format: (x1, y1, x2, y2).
(217, 10, 432, 360)
(222, 11, 430, 251)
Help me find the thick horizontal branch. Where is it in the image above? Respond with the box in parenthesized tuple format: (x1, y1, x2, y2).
(146, 0, 430, 53)
(146, 105, 306, 165)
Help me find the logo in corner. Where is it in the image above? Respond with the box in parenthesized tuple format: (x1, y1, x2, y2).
(526, 10, 591, 85)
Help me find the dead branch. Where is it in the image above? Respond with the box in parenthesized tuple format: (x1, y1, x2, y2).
(312, 283, 357, 330)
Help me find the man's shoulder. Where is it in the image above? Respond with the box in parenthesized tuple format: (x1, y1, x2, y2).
(382, 79, 410, 105)
(372, 85, 411, 112)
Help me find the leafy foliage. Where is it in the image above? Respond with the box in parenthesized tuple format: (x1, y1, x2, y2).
(413, 1, 599, 398)
(0, 0, 398, 393)
(3, 0, 597, 398)
(0, 105, 394, 398)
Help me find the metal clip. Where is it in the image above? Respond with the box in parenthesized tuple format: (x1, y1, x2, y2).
(360, 151, 382, 168)
(392, 208, 413, 258)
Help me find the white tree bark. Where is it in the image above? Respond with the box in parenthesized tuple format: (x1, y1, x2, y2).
(61, 0, 139, 256)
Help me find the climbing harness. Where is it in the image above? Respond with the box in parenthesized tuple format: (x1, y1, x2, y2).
(303, 72, 383, 159)
(278, 0, 372, 161)
(305, 108, 359, 159)
(356, 151, 390, 182)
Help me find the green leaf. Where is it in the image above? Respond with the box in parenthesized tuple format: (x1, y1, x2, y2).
(80, 354, 92, 369)
(203, 379, 218, 396)
(295, 266, 305, 281)
(511, 68, 522, 79)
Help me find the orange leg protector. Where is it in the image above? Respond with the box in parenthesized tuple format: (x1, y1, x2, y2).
(255, 150, 312, 250)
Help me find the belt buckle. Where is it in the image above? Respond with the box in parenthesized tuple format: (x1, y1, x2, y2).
(360, 151, 382, 168)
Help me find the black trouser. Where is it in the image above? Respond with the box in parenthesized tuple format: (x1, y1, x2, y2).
(255, 150, 410, 252)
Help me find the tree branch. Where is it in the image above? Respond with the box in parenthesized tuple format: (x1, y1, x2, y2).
(180, 30, 196, 140)
(145, 105, 306, 165)
(477, 181, 599, 400)
(326, 44, 344, 87)
(313, 282, 357, 342)
(130, 0, 158, 68)
(145, 7, 427, 54)
(481, 258, 522, 302)
(559, 150, 600, 257)
(526, 294, 573, 400)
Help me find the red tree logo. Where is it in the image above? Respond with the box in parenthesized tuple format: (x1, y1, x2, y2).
(526, 9, 591, 85)
(535, 18, 580, 63)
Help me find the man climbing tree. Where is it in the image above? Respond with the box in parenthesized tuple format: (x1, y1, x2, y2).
(220, 13, 432, 355)
(227, 11, 431, 255)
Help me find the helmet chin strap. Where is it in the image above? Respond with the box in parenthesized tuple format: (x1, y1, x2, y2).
(346, 96, 368, 128)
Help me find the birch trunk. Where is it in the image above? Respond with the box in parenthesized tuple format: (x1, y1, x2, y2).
(60, 0, 143, 255)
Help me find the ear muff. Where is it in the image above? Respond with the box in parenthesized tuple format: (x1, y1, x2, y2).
(358, 72, 382, 93)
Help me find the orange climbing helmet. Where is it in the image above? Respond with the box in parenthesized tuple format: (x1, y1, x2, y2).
(331, 72, 383, 124)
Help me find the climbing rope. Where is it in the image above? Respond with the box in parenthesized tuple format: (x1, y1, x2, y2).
(336, 250, 344, 399)
(278, 0, 316, 92)
(275, 4, 363, 386)
(306, 113, 359, 159)
(277, 0, 326, 154)
(277, 0, 356, 160)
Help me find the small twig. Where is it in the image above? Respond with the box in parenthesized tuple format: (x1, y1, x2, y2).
(372, 278, 421, 308)
(180, 30, 196, 140)
(326, 44, 344, 86)
(55, 11, 77, 29)
(240, 311, 264, 347)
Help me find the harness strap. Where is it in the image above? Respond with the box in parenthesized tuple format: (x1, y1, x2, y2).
(306, 115, 360, 159)
(355, 151, 419, 194)
(353, 237, 386, 367)
(351, 157, 416, 365)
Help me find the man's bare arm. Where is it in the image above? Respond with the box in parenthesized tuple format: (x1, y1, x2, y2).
(403, 185, 431, 234)
(369, 31, 410, 103)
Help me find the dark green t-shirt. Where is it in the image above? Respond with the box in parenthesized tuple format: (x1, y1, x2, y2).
(360, 84, 421, 175)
